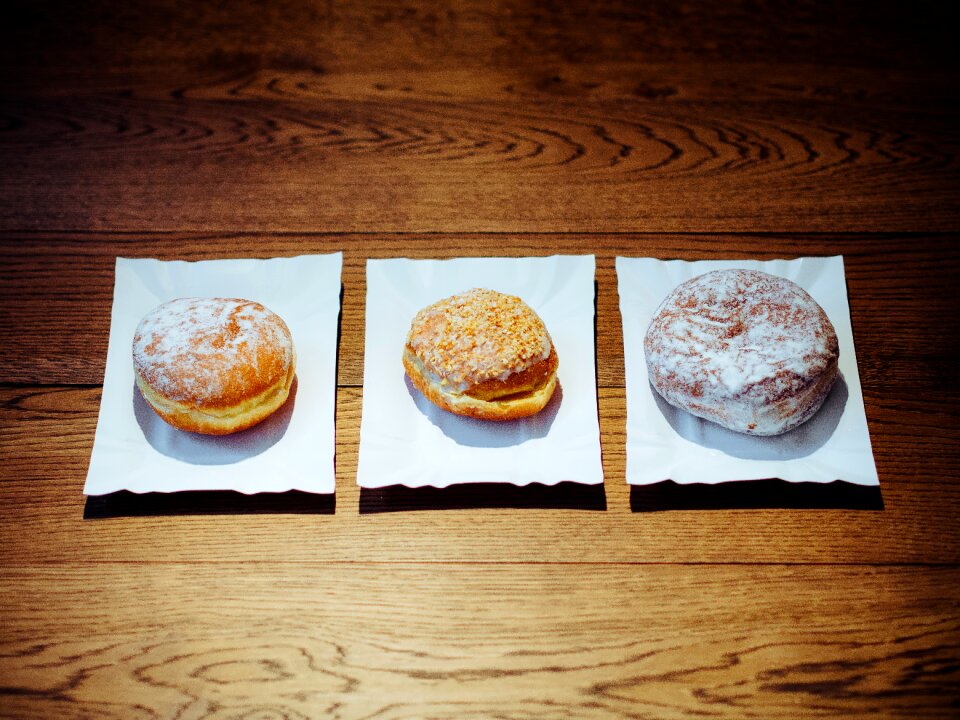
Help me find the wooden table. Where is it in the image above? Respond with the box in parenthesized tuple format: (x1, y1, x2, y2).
(2, 2, 958, 717)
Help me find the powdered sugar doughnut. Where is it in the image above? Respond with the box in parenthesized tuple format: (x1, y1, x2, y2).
(133, 297, 296, 435)
(403, 288, 558, 421)
(644, 269, 839, 435)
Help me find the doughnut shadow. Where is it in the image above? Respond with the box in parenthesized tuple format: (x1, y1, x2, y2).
(652, 374, 848, 461)
(404, 374, 561, 448)
(133, 376, 297, 465)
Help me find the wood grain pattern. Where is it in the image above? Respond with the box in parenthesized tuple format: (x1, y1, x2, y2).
(2, 564, 958, 719)
(1, 385, 956, 565)
(4, 0, 956, 85)
(2, 84, 957, 232)
(2, 1, 958, 233)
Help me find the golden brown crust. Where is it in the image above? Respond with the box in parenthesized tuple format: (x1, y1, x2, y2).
(404, 347, 558, 421)
(133, 297, 296, 435)
(464, 348, 558, 402)
(403, 289, 559, 421)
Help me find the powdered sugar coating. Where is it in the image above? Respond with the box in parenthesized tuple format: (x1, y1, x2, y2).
(133, 297, 294, 409)
(644, 269, 839, 435)
(406, 288, 552, 392)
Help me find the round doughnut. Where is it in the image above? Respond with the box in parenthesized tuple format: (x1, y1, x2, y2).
(402, 288, 559, 421)
(644, 269, 839, 436)
(133, 297, 296, 435)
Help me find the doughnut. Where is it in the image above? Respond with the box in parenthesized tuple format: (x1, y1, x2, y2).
(403, 288, 559, 421)
(133, 297, 296, 435)
(644, 269, 839, 435)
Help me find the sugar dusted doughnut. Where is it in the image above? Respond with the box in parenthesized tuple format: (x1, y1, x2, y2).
(644, 269, 839, 435)
(133, 297, 296, 435)
(403, 288, 559, 421)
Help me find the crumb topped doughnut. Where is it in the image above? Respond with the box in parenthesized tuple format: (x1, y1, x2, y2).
(133, 297, 296, 435)
(403, 288, 559, 421)
(644, 269, 839, 435)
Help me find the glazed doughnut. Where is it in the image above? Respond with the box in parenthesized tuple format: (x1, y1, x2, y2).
(403, 288, 559, 421)
(133, 297, 296, 435)
(644, 269, 839, 435)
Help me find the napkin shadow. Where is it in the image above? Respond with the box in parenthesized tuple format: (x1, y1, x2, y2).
(133, 377, 297, 464)
(405, 374, 561, 447)
(360, 481, 606, 513)
(83, 489, 335, 518)
(652, 374, 848, 460)
(630, 479, 883, 512)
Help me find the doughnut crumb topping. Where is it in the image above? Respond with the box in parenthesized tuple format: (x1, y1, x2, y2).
(406, 288, 552, 392)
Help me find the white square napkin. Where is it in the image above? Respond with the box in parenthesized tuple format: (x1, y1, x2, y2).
(358, 255, 603, 489)
(84, 253, 343, 495)
(616, 255, 878, 486)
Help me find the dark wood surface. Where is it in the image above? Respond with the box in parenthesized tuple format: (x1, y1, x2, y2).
(2, 2, 959, 718)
